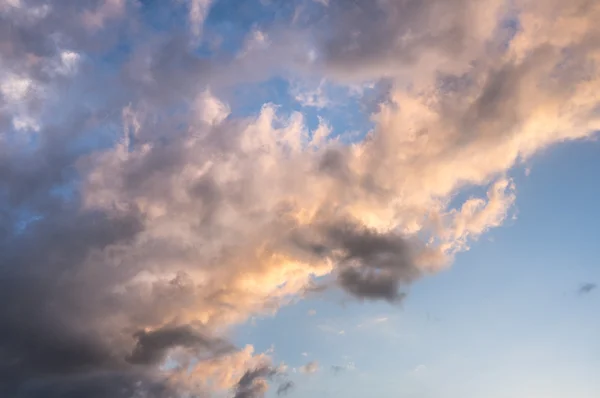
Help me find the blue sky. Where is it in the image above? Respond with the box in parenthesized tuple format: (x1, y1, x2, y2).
(0, 1, 599, 398)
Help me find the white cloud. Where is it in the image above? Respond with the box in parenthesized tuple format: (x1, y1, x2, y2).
(291, 79, 330, 109)
(0, 75, 32, 102)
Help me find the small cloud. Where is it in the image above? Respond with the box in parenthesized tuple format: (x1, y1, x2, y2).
(290, 79, 330, 109)
(579, 283, 596, 295)
(277, 381, 294, 396)
(307, 309, 317, 316)
(301, 352, 308, 357)
(299, 361, 319, 374)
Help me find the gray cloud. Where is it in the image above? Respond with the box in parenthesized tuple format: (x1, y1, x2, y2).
(276, 380, 294, 396)
(127, 325, 235, 365)
(307, 0, 474, 80)
(291, 220, 420, 301)
(232, 365, 279, 398)
(579, 283, 596, 295)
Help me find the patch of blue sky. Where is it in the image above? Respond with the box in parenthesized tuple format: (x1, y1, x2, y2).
(49, 179, 79, 202)
(207, 0, 297, 35)
(8, 207, 44, 235)
(227, 76, 377, 146)
(137, 0, 191, 35)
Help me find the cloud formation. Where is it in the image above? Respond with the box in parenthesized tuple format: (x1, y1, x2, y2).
(579, 283, 597, 295)
(1, 0, 599, 396)
(232, 364, 280, 398)
(276, 380, 295, 396)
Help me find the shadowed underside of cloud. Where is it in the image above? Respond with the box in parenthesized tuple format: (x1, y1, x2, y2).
(232, 364, 281, 398)
(1, 0, 600, 396)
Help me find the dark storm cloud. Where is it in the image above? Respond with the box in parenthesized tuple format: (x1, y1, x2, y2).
(127, 324, 235, 365)
(0, 210, 146, 397)
(327, 221, 420, 301)
(286, 218, 421, 301)
(14, 371, 175, 398)
(338, 267, 407, 302)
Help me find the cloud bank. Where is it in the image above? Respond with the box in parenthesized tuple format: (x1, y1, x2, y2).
(1, 0, 599, 396)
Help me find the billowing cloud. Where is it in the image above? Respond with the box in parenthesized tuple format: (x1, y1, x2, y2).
(1, 0, 599, 397)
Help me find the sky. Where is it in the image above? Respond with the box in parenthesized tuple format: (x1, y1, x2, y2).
(0, 0, 598, 397)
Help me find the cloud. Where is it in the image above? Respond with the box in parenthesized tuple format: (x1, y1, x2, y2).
(82, 0, 125, 31)
(1, 0, 600, 396)
(299, 361, 319, 374)
(276, 380, 295, 396)
(290, 79, 331, 109)
(232, 364, 280, 398)
(187, 0, 214, 40)
(578, 283, 596, 295)
(126, 325, 235, 365)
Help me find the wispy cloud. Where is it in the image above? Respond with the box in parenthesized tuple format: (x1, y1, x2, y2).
(579, 283, 597, 295)
(299, 361, 320, 374)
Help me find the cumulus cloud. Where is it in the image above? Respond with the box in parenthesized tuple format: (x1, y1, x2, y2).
(1, 0, 599, 396)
